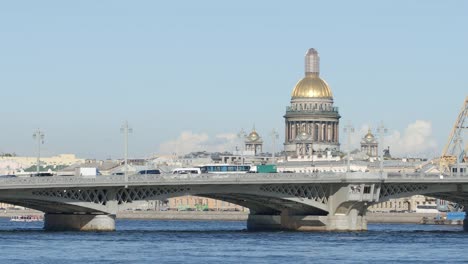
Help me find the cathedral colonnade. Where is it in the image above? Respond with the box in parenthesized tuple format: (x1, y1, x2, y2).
(285, 121, 339, 143)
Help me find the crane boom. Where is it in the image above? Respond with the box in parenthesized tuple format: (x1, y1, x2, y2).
(440, 96, 468, 172)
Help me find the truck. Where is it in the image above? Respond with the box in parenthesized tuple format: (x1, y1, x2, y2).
(75, 167, 100, 177)
(250, 164, 277, 173)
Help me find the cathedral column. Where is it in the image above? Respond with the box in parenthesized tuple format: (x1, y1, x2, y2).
(325, 122, 328, 141)
(334, 123, 339, 142)
(332, 123, 336, 142)
(311, 122, 315, 141)
(324, 123, 327, 142)
(289, 121, 293, 142)
(292, 122, 296, 140)
(321, 123, 326, 142)
(333, 123, 337, 142)
(317, 122, 321, 142)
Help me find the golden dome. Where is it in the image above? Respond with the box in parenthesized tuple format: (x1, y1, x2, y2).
(248, 131, 259, 140)
(291, 74, 333, 99)
(362, 129, 377, 143)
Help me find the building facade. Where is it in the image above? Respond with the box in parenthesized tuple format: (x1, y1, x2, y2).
(361, 129, 378, 157)
(167, 195, 246, 212)
(244, 128, 263, 156)
(284, 49, 341, 156)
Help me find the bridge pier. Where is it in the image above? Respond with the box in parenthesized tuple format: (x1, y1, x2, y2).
(247, 211, 367, 231)
(464, 209, 468, 232)
(44, 214, 116, 231)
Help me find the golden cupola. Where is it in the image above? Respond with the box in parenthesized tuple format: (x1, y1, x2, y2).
(291, 48, 333, 99)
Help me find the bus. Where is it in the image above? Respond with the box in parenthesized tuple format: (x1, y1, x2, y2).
(172, 168, 202, 174)
(199, 164, 251, 174)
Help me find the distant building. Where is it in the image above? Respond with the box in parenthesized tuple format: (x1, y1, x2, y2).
(368, 195, 437, 213)
(244, 127, 263, 156)
(360, 129, 378, 157)
(284, 48, 341, 157)
(166, 195, 247, 212)
(0, 154, 84, 175)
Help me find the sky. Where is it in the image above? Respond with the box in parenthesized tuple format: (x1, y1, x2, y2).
(0, 1, 466, 159)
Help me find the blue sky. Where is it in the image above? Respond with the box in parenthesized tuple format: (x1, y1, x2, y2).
(0, 1, 466, 159)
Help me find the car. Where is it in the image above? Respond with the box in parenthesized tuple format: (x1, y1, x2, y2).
(0, 175, 16, 178)
(31, 173, 54, 177)
(137, 169, 161, 175)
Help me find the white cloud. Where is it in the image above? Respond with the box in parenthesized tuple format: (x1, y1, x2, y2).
(348, 120, 438, 158)
(158, 131, 239, 155)
(385, 120, 438, 157)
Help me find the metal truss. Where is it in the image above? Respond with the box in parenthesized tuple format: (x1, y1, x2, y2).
(32, 186, 191, 206)
(260, 184, 329, 204)
(33, 188, 109, 205)
(116, 186, 190, 204)
(380, 184, 429, 199)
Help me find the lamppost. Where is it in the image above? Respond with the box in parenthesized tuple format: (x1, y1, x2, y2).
(32, 129, 45, 176)
(270, 129, 279, 164)
(343, 122, 354, 173)
(377, 122, 388, 176)
(120, 121, 133, 186)
(237, 129, 246, 165)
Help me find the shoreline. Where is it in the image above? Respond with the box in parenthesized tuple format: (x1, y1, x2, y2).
(0, 210, 441, 224)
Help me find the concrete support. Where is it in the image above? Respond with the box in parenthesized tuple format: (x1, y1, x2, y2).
(327, 212, 367, 231)
(247, 215, 282, 231)
(464, 209, 468, 232)
(44, 214, 116, 231)
(247, 212, 367, 231)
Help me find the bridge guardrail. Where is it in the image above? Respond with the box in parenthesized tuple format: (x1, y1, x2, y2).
(0, 171, 465, 187)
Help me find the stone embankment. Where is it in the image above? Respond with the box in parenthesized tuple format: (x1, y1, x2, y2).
(0, 209, 441, 224)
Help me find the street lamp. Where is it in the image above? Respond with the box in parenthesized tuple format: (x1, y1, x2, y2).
(120, 121, 133, 186)
(343, 122, 354, 173)
(270, 129, 279, 164)
(377, 122, 388, 175)
(237, 129, 246, 165)
(32, 129, 45, 176)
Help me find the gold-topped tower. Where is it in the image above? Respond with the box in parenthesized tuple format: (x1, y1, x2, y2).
(291, 48, 333, 99)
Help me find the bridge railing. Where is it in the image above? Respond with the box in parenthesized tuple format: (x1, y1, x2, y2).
(0, 171, 466, 187)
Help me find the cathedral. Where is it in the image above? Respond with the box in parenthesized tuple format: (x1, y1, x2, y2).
(244, 127, 263, 156)
(360, 129, 378, 157)
(283, 48, 341, 156)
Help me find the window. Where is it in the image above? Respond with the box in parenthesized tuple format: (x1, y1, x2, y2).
(363, 186, 371, 194)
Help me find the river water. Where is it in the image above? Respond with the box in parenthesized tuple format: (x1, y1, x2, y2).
(0, 219, 466, 263)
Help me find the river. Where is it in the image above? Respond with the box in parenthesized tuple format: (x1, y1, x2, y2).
(0, 219, 465, 263)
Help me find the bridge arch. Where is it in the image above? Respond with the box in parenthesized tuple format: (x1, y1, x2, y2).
(117, 184, 330, 215)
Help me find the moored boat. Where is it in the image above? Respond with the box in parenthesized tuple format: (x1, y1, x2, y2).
(10, 215, 43, 222)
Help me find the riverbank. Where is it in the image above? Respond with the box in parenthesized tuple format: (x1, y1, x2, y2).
(0, 209, 441, 224)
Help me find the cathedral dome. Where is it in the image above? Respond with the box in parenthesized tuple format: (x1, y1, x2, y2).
(246, 129, 262, 142)
(361, 129, 377, 144)
(291, 74, 333, 99)
(248, 131, 259, 141)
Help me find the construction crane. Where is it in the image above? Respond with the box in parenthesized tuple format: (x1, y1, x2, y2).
(440, 96, 468, 173)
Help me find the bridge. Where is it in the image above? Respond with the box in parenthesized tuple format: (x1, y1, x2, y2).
(1, 171, 468, 231)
